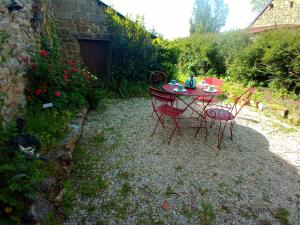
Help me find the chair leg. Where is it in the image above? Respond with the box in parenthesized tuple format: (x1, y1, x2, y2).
(229, 121, 235, 140)
(151, 113, 164, 137)
(216, 120, 227, 149)
(167, 117, 182, 144)
(195, 115, 206, 138)
(210, 118, 216, 128)
(203, 116, 208, 139)
(174, 117, 182, 135)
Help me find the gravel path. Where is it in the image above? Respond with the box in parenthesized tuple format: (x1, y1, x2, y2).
(64, 98, 300, 225)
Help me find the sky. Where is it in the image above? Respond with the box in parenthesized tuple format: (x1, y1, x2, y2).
(101, 0, 257, 39)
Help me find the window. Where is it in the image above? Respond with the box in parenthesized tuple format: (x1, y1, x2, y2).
(290, 1, 294, 8)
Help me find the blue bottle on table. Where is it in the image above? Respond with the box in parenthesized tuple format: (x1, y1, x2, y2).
(185, 75, 196, 89)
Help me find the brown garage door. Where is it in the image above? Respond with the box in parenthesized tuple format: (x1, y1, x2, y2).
(79, 39, 110, 77)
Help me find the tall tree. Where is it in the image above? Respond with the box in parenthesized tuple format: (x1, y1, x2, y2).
(190, 0, 229, 34)
(251, 0, 270, 12)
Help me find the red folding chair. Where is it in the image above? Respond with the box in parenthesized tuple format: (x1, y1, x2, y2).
(149, 87, 185, 144)
(195, 88, 255, 149)
(149, 71, 168, 88)
(197, 77, 224, 103)
(150, 71, 176, 116)
(203, 77, 224, 87)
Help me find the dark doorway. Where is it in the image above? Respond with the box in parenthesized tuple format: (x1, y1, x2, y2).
(79, 39, 110, 77)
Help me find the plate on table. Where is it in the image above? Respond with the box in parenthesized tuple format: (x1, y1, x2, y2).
(168, 82, 179, 86)
(203, 88, 218, 93)
(199, 83, 209, 87)
(173, 88, 187, 92)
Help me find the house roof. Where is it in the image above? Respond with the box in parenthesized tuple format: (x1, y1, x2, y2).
(96, 0, 158, 39)
(249, 0, 274, 27)
(96, 0, 126, 19)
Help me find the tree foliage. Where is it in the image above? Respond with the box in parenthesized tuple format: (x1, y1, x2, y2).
(190, 0, 229, 34)
(174, 29, 300, 95)
(105, 8, 178, 86)
(250, 0, 270, 12)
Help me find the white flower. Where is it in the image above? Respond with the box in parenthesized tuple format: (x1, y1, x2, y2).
(91, 75, 98, 80)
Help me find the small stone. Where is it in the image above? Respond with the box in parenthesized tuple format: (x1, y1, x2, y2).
(258, 102, 265, 111)
(39, 177, 57, 193)
(162, 201, 170, 211)
(249, 100, 256, 106)
(28, 195, 54, 223)
(55, 188, 66, 202)
(282, 109, 289, 119)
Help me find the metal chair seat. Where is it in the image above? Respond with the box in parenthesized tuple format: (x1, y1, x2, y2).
(157, 104, 184, 117)
(205, 108, 235, 121)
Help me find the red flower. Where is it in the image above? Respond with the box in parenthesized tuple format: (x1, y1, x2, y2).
(39, 49, 48, 57)
(31, 64, 37, 70)
(25, 85, 31, 92)
(63, 75, 68, 80)
(35, 89, 43, 96)
(67, 60, 77, 66)
(64, 70, 70, 75)
(26, 96, 32, 102)
(54, 91, 61, 97)
(71, 68, 78, 72)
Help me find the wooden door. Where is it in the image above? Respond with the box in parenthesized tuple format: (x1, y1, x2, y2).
(79, 39, 110, 77)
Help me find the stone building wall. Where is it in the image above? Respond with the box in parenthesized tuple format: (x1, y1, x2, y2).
(252, 0, 300, 27)
(0, 0, 41, 121)
(52, 0, 110, 61)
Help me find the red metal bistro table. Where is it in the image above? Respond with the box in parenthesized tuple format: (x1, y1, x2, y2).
(162, 84, 222, 117)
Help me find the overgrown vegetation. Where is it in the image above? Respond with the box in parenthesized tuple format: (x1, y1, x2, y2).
(24, 109, 72, 153)
(0, 122, 44, 223)
(174, 29, 300, 96)
(104, 8, 178, 97)
(25, 35, 99, 110)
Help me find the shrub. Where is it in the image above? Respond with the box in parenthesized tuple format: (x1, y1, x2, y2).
(218, 30, 252, 66)
(24, 109, 72, 153)
(25, 36, 98, 110)
(173, 33, 225, 77)
(0, 122, 43, 222)
(228, 29, 300, 95)
(104, 7, 178, 94)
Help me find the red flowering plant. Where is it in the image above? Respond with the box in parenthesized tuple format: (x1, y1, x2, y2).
(25, 39, 97, 110)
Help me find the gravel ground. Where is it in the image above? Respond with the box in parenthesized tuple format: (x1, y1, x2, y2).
(64, 98, 300, 225)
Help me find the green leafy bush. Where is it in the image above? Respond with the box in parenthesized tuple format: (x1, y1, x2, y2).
(104, 8, 178, 95)
(24, 109, 72, 153)
(25, 36, 98, 110)
(0, 123, 43, 222)
(173, 33, 225, 77)
(228, 29, 300, 94)
(173, 29, 299, 96)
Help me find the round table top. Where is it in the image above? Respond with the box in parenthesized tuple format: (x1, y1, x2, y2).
(162, 84, 222, 96)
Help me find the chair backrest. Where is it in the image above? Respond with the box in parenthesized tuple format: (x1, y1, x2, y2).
(230, 88, 256, 117)
(149, 87, 175, 105)
(149, 71, 168, 87)
(203, 77, 224, 87)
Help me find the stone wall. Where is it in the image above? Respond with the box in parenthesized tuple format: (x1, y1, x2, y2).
(0, 0, 41, 121)
(252, 0, 300, 27)
(52, 0, 110, 61)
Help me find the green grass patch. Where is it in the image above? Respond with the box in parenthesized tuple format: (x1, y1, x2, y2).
(198, 202, 216, 225)
(273, 208, 291, 225)
(174, 165, 183, 171)
(119, 182, 133, 198)
(61, 180, 76, 217)
(79, 176, 109, 197)
(271, 123, 297, 134)
(118, 171, 131, 180)
(24, 109, 72, 153)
